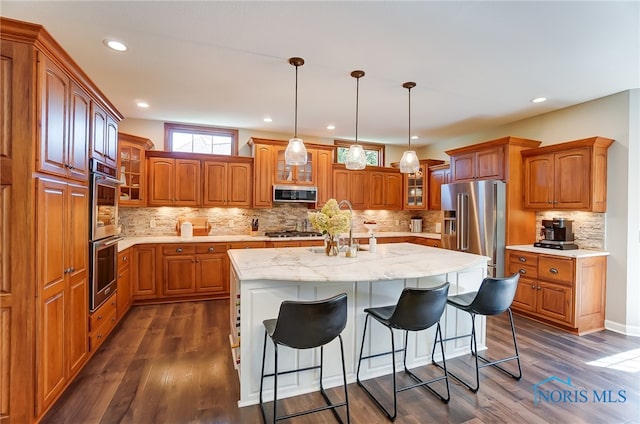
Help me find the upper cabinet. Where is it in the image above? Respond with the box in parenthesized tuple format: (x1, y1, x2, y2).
(522, 137, 613, 212)
(400, 159, 445, 210)
(427, 163, 450, 211)
(249, 138, 333, 208)
(332, 166, 368, 209)
(332, 164, 402, 210)
(118, 133, 154, 207)
(90, 101, 119, 168)
(203, 158, 252, 207)
(147, 155, 201, 206)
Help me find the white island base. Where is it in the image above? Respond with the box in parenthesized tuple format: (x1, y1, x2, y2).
(228, 243, 489, 407)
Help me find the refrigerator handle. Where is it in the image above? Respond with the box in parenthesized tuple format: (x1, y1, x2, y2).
(457, 192, 468, 251)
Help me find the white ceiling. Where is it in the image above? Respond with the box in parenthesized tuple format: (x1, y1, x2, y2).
(2, 1, 639, 146)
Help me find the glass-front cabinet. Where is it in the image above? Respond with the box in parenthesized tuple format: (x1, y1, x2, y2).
(117, 133, 154, 206)
(274, 147, 314, 185)
(402, 159, 445, 210)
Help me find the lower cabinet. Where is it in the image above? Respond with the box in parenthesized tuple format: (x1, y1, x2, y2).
(89, 294, 118, 351)
(506, 249, 607, 335)
(132, 244, 158, 299)
(410, 237, 442, 248)
(117, 249, 132, 320)
(161, 243, 229, 297)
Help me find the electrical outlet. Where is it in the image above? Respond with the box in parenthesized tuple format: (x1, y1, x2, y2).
(395, 220, 400, 226)
(150, 219, 156, 228)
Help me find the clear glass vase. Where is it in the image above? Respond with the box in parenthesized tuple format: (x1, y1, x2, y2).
(325, 235, 339, 256)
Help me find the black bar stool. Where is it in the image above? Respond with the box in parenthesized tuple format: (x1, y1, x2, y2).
(432, 273, 522, 392)
(356, 283, 450, 421)
(259, 293, 350, 424)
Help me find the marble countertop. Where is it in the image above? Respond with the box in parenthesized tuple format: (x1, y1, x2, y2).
(506, 245, 609, 258)
(228, 242, 490, 282)
(117, 232, 441, 252)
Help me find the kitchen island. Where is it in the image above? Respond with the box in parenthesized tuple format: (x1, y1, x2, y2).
(228, 242, 490, 407)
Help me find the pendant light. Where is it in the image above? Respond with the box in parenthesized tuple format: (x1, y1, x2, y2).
(345, 70, 367, 170)
(284, 57, 308, 166)
(399, 81, 420, 174)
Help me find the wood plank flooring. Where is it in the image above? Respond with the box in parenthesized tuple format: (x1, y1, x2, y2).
(42, 300, 640, 424)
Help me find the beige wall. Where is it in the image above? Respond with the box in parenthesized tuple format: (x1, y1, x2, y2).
(423, 90, 639, 335)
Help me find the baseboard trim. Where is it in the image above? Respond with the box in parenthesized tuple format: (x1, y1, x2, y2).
(604, 319, 640, 337)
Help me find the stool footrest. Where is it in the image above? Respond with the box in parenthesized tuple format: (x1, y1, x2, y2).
(262, 364, 320, 379)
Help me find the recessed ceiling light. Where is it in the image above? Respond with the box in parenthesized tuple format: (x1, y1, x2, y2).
(103, 39, 127, 52)
(136, 101, 149, 108)
(263, 117, 272, 123)
(326, 124, 335, 130)
(411, 135, 419, 140)
(531, 97, 547, 103)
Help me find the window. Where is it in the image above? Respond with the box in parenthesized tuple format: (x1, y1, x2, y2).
(165, 123, 238, 155)
(334, 140, 384, 166)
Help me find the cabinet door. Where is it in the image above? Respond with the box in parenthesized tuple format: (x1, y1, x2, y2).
(537, 281, 573, 324)
(368, 171, 385, 209)
(203, 161, 227, 206)
(117, 250, 131, 319)
(523, 153, 554, 209)
(450, 152, 475, 181)
(554, 147, 591, 209)
(174, 159, 201, 206)
(147, 157, 174, 205)
(90, 102, 108, 164)
(105, 114, 118, 167)
(118, 141, 146, 206)
(227, 162, 252, 207)
(384, 172, 403, 209)
(475, 146, 504, 180)
(163, 256, 196, 295)
(350, 171, 368, 209)
(253, 144, 273, 208)
(315, 149, 333, 207)
(132, 245, 157, 299)
(68, 82, 90, 181)
(196, 254, 227, 293)
(38, 54, 70, 178)
(511, 278, 537, 312)
(428, 168, 446, 210)
(405, 168, 426, 210)
(332, 169, 350, 203)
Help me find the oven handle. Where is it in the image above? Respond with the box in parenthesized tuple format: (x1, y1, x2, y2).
(97, 237, 122, 247)
(94, 174, 122, 186)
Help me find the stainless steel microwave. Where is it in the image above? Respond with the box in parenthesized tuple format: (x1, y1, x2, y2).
(273, 185, 317, 203)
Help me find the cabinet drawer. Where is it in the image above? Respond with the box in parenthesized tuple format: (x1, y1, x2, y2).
(162, 245, 196, 255)
(508, 250, 538, 266)
(90, 294, 117, 331)
(508, 262, 538, 279)
(196, 244, 228, 254)
(539, 255, 574, 285)
(89, 310, 117, 351)
(118, 249, 130, 268)
(229, 241, 266, 249)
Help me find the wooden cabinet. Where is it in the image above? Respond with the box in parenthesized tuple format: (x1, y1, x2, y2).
(35, 179, 89, 414)
(90, 101, 119, 168)
(117, 249, 132, 320)
(428, 163, 450, 211)
(446, 137, 542, 246)
(88, 293, 117, 351)
(147, 156, 201, 206)
(369, 168, 403, 210)
(400, 159, 445, 210)
(37, 55, 91, 181)
(522, 137, 614, 212)
(250, 138, 334, 208)
(161, 243, 230, 297)
(203, 158, 252, 207)
(118, 133, 154, 207)
(268, 239, 324, 248)
(132, 244, 158, 299)
(332, 166, 368, 209)
(411, 237, 442, 248)
(506, 249, 607, 335)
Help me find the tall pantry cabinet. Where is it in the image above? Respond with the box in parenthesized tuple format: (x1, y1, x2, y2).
(0, 17, 123, 423)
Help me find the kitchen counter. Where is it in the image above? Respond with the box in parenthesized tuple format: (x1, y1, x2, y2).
(506, 244, 609, 258)
(117, 232, 441, 252)
(228, 242, 488, 407)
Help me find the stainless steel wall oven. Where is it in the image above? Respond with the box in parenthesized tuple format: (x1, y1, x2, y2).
(89, 159, 120, 311)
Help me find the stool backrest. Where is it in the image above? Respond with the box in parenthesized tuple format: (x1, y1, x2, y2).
(468, 273, 520, 316)
(271, 293, 348, 349)
(388, 283, 450, 331)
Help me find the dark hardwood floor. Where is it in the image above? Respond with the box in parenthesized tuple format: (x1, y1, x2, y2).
(42, 300, 640, 424)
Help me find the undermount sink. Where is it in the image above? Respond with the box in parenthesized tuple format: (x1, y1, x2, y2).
(308, 245, 369, 254)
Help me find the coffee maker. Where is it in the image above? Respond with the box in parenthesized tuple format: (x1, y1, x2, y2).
(534, 218, 579, 250)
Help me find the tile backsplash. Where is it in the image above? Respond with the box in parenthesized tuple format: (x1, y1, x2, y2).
(119, 205, 443, 237)
(536, 211, 605, 250)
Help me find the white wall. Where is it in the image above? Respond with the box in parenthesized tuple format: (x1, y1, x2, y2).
(423, 90, 639, 335)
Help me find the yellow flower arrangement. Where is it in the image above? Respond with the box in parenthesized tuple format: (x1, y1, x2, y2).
(308, 199, 351, 236)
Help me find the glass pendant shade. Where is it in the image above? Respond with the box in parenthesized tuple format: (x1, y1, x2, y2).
(399, 150, 420, 173)
(345, 144, 367, 170)
(285, 137, 308, 165)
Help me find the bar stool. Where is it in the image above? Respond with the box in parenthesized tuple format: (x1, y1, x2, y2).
(432, 273, 522, 392)
(356, 283, 450, 421)
(259, 293, 350, 424)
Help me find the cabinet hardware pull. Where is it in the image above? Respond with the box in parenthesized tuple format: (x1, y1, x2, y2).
(118, 274, 122, 278)
(208, 247, 214, 252)
(531, 285, 536, 289)
(519, 269, 526, 274)
(176, 248, 183, 253)
(97, 315, 102, 320)
(123, 256, 127, 261)
(518, 257, 526, 262)
(549, 267, 559, 274)
(537, 286, 542, 290)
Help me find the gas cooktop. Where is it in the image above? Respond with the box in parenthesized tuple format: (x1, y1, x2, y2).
(265, 230, 323, 238)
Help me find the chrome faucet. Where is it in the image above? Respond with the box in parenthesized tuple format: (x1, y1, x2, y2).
(338, 199, 354, 248)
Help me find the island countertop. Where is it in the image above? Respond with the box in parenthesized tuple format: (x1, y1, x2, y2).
(227, 242, 490, 282)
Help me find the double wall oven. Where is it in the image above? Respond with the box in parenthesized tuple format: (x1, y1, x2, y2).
(89, 159, 121, 311)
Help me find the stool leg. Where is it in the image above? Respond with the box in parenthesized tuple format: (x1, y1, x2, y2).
(356, 314, 371, 383)
(339, 335, 351, 423)
(273, 343, 278, 423)
(259, 331, 268, 423)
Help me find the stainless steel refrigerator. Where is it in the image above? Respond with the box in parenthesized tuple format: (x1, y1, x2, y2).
(441, 180, 506, 277)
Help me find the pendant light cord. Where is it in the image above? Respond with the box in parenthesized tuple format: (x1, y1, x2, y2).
(408, 85, 411, 150)
(294, 64, 298, 138)
(355, 76, 359, 143)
